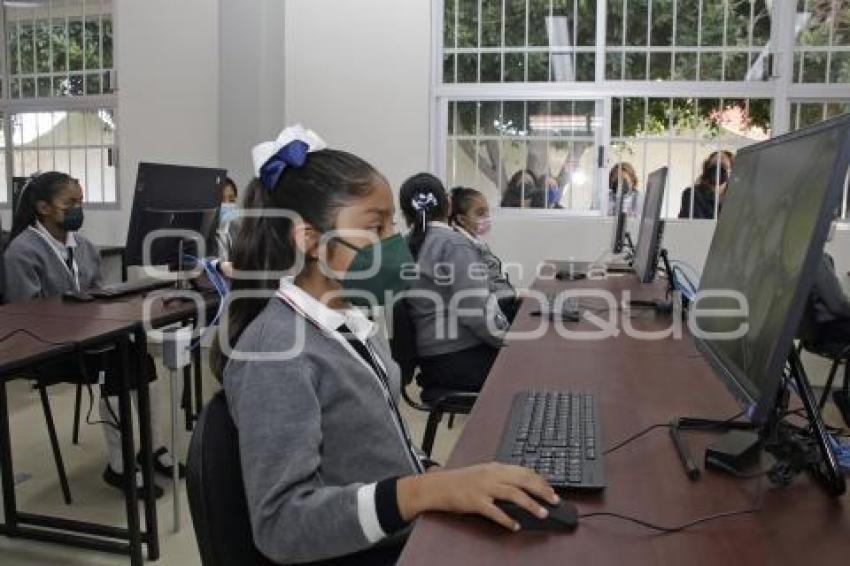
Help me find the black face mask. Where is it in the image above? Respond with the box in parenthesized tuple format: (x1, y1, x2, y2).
(708, 165, 729, 186)
(60, 206, 84, 232)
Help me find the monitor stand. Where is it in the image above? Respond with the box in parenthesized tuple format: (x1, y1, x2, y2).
(627, 249, 686, 314)
(670, 349, 846, 497)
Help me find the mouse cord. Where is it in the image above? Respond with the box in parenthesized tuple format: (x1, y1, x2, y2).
(0, 328, 71, 346)
(578, 476, 768, 534)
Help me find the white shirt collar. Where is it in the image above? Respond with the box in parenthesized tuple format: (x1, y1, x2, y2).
(428, 220, 451, 229)
(453, 224, 480, 243)
(33, 220, 77, 249)
(276, 277, 375, 342)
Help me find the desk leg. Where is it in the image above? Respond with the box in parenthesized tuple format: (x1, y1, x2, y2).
(134, 329, 160, 560)
(192, 331, 203, 425)
(0, 379, 18, 532)
(117, 338, 143, 566)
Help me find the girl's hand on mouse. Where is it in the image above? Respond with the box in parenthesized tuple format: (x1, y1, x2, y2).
(396, 463, 559, 531)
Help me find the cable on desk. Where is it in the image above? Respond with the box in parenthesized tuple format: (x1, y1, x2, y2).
(603, 424, 671, 455)
(0, 328, 71, 346)
(578, 507, 761, 534)
(579, 476, 767, 534)
(603, 410, 746, 456)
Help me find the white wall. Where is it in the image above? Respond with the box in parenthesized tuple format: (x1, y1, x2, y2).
(283, 0, 432, 193)
(77, 0, 221, 246)
(219, 0, 287, 191)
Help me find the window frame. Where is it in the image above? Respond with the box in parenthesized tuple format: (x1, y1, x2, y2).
(0, 0, 118, 211)
(432, 1, 850, 221)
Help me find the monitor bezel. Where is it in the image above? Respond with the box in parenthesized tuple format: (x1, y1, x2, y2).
(694, 114, 850, 427)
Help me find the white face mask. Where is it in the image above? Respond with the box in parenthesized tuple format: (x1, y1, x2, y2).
(220, 202, 239, 224)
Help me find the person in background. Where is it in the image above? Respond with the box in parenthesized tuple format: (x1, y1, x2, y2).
(678, 150, 735, 219)
(542, 175, 564, 209)
(401, 173, 509, 393)
(449, 185, 519, 323)
(608, 162, 641, 216)
(214, 177, 240, 261)
(500, 169, 538, 208)
(214, 129, 559, 565)
(808, 214, 850, 343)
(3, 172, 179, 497)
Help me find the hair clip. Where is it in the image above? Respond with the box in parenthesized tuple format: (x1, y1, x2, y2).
(411, 192, 438, 212)
(252, 125, 327, 191)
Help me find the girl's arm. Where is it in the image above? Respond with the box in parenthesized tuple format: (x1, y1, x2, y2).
(3, 248, 43, 302)
(445, 241, 509, 347)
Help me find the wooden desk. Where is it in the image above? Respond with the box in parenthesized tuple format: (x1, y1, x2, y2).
(0, 291, 220, 422)
(399, 275, 849, 566)
(0, 313, 158, 565)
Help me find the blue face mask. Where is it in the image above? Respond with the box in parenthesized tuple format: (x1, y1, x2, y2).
(219, 203, 239, 224)
(546, 186, 561, 207)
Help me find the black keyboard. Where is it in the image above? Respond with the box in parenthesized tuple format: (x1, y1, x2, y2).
(90, 278, 173, 299)
(496, 390, 605, 491)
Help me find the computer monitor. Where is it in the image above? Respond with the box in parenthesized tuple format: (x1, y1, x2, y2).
(633, 167, 668, 283)
(11, 176, 29, 213)
(694, 115, 849, 494)
(124, 162, 226, 268)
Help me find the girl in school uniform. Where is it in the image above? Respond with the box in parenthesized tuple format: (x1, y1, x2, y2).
(3, 172, 179, 497)
(399, 173, 509, 393)
(449, 185, 519, 323)
(213, 127, 558, 565)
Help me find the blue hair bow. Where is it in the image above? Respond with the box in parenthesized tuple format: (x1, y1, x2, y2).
(259, 140, 310, 191)
(252, 125, 328, 191)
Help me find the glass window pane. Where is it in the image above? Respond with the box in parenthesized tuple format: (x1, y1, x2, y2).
(676, 0, 700, 46)
(674, 52, 697, 80)
(527, 51, 550, 81)
(576, 0, 596, 46)
(481, 0, 502, 47)
(575, 52, 595, 81)
(505, 0, 526, 47)
(528, 0, 550, 47)
(829, 52, 850, 83)
(649, 52, 672, 80)
(699, 52, 723, 81)
(480, 52, 501, 82)
(606, 50, 624, 79)
(504, 51, 526, 81)
(457, 0, 478, 48)
(606, 0, 623, 46)
(700, 0, 725, 46)
(624, 52, 647, 80)
(444, 0, 456, 46)
(625, 0, 648, 46)
(443, 54, 456, 83)
(457, 53, 478, 82)
(651, 0, 674, 47)
(69, 19, 83, 71)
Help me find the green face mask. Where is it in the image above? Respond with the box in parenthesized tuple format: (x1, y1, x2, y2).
(334, 233, 414, 306)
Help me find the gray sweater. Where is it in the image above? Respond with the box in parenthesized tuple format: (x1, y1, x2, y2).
(3, 227, 102, 302)
(407, 223, 508, 357)
(223, 298, 419, 564)
(454, 226, 515, 299)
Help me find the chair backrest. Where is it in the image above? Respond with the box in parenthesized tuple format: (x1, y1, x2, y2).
(388, 297, 418, 386)
(187, 391, 276, 566)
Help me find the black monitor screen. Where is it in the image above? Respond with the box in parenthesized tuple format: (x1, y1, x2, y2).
(633, 167, 668, 283)
(695, 116, 850, 425)
(124, 162, 226, 267)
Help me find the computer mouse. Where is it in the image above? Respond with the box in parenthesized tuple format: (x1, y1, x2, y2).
(62, 291, 96, 303)
(495, 498, 578, 531)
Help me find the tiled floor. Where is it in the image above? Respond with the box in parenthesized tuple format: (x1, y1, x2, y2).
(0, 351, 467, 565)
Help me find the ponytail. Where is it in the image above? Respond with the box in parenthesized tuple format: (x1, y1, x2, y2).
(399, 173, 449, 259)
(209, 149, 380, 381)
(10, 172, 77, 241)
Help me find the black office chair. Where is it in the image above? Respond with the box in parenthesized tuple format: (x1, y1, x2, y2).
(188, 391, 405, 566)
(797, 303, 850, 426)
(388, 298, 477, 457)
